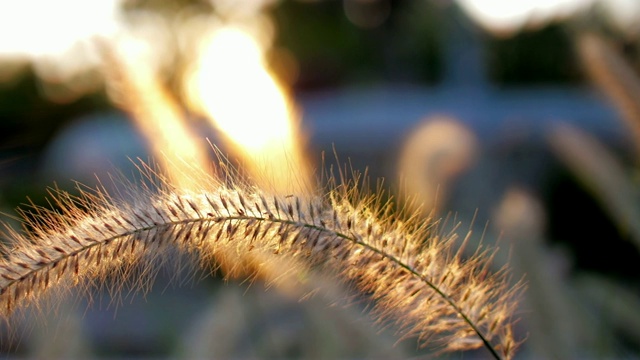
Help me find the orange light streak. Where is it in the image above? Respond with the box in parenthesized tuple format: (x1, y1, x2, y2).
(184, 26, 311, 195)
(102, 38, 210, 191)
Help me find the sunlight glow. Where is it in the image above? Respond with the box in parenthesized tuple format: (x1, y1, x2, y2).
(0, 0, 120, 94)
(188, 28, 292, 153)
(458, 0, 640, 37)
(184, 25, 311, 194)
(0, 0, 119, 58)
(1, 0, 312, 194)
(106, 36, 210, 191)
(457, 0, 593, 35)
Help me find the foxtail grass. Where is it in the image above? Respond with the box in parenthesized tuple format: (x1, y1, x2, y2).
(0, 163, 522, 359)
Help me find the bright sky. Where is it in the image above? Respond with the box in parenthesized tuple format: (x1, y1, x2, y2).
(0, 0, 639, 86)
(0, 0, 120, 58)
(457, 0, 640, 36)
(0, 0, 121, 92)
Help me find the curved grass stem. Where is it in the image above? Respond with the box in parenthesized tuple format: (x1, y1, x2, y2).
(0, 184, 520, 359)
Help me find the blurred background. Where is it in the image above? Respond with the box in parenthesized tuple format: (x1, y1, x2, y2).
(1, 0, 640, 358)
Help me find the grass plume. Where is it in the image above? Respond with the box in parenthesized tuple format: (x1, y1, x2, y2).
(0, 163, 522, 359)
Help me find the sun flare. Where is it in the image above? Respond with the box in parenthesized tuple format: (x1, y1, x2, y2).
(184, 25, 311, 194)
(103, 36, 210, 191)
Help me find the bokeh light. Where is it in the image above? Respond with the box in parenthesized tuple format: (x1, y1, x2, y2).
(183, 23, 311, 194)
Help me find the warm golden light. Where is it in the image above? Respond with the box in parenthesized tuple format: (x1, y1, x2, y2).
(103, 36, 210, 191)
(188, 28, 292, 152)
(0, 0, 119, 100)
(179, 18, 313, 283)
(0, 0, 118, 58)
(184, 25, 311, 194)
(0, 0, 312, 194)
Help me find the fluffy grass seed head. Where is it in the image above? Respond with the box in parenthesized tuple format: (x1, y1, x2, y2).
(0, 162, 523, 359)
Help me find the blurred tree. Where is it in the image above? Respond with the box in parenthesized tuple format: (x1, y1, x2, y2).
(487, 24, 581, 85)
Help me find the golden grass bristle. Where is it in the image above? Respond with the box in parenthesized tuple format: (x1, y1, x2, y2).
(0, 162, 522, 359)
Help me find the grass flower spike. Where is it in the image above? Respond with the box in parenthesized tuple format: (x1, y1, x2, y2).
(0, 164, 522, 359)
